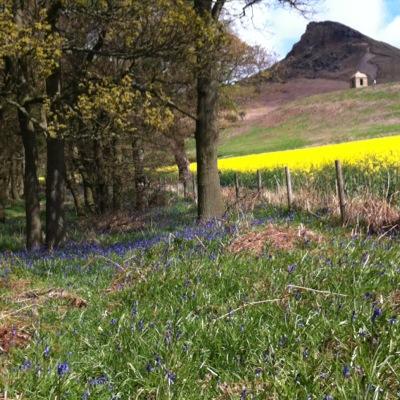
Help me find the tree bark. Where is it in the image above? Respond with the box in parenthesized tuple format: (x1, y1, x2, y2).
(195, 67, 224, 220)
(18, 109, 42, 250)
(0, 174, 6, 223)
(46, 137, 66, 249)
(194, 0, 225, 221)
(83, 180, 95, 213)
(170, 138, 191, 197)
(112, 138, 123, 211)
(10, 157, 21, 200)
(66, 170, 84, 216)
(132, 137, 146, 212)
(93, 139, 112, 214)
(45, 65, 66, 249)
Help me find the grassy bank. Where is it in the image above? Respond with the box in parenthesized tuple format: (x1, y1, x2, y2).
(1, 201, 399, 399)
(216, 82, 400, 158)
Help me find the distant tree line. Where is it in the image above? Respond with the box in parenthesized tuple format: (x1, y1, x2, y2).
(0, 0, 315, 250)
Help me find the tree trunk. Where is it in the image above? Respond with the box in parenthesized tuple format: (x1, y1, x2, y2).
(93, 139, 111, 214)
(10, 157, 21, 200)
(113, 139, 123, 211)
(66, 170, 84, 216)
(195, 68, 224, 220)
(0, 174, 6, 223)
(170, 138, 191, 197)
(19, 110, 42, 250)
(83, 181, 95, 213)
(46, 137, 66, 249)
(45, 64, 66, 249)
(132, 137, 146, 212)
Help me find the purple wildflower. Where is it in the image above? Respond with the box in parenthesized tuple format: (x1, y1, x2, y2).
(82, 390, 90, 400)
(43, 346, 50, 358)
(371, 307, 382, 322)
(166, 371, 176, 385)
(20, 359, 32, 371)
(89, 375, 108, 386)
(287, 264, 297, 273)
(343, 365, 351, 378)
(57, 362, 70, 376)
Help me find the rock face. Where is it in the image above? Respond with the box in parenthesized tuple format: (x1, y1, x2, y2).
(275, 21, 400, 83)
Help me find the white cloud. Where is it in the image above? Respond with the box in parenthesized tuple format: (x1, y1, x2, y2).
(232, 0, 400, 58)
(380, 16, 400, 47)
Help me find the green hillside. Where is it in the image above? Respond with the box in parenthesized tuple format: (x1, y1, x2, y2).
(215, 82, 400, 158)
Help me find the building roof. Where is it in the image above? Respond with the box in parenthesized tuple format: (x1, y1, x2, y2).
(351, 71, 368, 79)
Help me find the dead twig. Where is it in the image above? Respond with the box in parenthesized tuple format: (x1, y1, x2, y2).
(214, 298, 282, 321)
(287, 284, 347, 297)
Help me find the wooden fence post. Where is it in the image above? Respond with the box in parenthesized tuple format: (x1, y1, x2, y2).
(335, 160, 346, 224)
(235, 173, 240, 199)
(257, 170, 262, 193)
(285, 166, 293, 211)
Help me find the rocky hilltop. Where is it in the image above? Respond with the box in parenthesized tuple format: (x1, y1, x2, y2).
(274, 21, 400, 83)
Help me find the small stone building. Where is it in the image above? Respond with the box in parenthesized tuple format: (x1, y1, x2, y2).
(350, 71, 368, 88)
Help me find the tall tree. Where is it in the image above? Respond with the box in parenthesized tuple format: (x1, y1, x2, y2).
(1, 1, 62, 249)
(45, 1, 65, 249)
(192, 0, 316, 221)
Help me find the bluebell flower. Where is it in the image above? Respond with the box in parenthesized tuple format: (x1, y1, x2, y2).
(131, 301, 138, 318)
(166, 371, 176, 385)
(20, 359, 32, 371)
(137, 319, 144, 332)
(371, 307, 382, 322)
(43, 346, 51, 358)
(57, 362, 70, 376)
(146, 362, 154, 373)
(240, 387, 247, 400)
(89, 375, 108, 386)
(287, 263, 297, 273)
(343, 365, 351, 378)
(388, 316, 397, 325)
(82, 390, 90, 400)
(303, 348, 309, 359)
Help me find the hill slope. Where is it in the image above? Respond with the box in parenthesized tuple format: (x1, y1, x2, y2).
(274, 21, 400, 83)
(217, 82, 400, 158)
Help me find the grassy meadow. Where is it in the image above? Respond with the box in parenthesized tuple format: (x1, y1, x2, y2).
(216, 82, 400, 158)
(1, 199, 400, 399)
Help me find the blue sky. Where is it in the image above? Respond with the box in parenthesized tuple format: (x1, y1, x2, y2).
(234, 0, 400, 59)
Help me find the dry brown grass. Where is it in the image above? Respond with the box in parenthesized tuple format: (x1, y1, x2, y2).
(223, 187, 400, 234)
(0, 324, 31, 353)
(228, 223, 324, 255)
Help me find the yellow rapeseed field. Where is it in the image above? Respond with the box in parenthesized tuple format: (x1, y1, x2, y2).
(188, 135, 400, 173)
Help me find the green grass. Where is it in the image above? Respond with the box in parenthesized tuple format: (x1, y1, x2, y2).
(215, 82, 400, 158)
(1, 201, 399, 399)
(218, 125, 310, 158)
